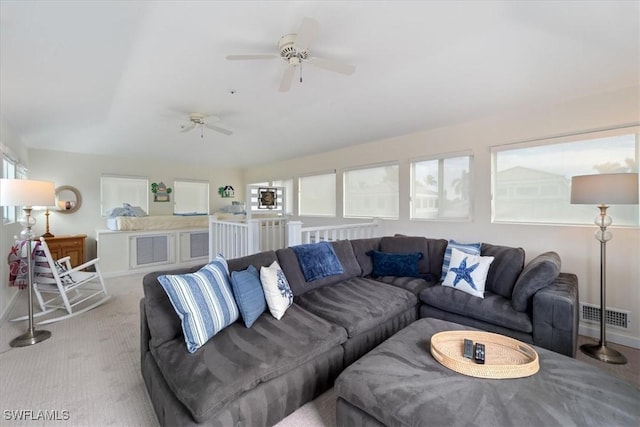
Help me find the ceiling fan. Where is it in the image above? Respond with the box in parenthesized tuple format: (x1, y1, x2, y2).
(180, 112, 232, 138)
(226, 17, 355, 92)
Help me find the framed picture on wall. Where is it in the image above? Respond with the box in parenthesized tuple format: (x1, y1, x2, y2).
(258, 187, 277, 209)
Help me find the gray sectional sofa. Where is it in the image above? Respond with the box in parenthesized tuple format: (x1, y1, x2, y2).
(140, 235, 579, 426)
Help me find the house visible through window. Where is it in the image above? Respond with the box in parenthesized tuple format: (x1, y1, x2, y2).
(344, 164, 399, 219)
(492, 130, 639, 225)
(411, 153, 472, 220)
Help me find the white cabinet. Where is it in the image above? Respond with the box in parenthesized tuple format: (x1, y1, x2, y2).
(97, 228, 208, 277)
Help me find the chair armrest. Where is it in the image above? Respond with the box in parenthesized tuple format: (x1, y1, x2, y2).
(532, 272, 579, 357)
(69, 257, 101, 273)
(56, 256, 72, 270)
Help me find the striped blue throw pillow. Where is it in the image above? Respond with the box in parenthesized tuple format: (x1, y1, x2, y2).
(158, 256, 239, 353)
(442, 240, 481, 278)
(231, 265, 266, 328)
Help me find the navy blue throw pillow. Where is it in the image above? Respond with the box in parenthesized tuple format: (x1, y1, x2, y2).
(367, 250, 424, 278)
(291, 241, 344, 282)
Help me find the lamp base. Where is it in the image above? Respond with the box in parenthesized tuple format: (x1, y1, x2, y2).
(580, 343, 627, 364)
(9, 329, 52, 348)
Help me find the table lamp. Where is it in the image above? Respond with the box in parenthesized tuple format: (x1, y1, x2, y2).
(570, 172, 639, 364)
(0, 178, 56, 347)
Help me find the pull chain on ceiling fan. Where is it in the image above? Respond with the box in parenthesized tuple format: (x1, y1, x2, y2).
(180, 112, 232, 138)
(226, 17, 355, 92)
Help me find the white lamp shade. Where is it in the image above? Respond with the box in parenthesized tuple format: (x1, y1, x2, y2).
(570, 173, 639, 205)
(0, 179, 56, 207)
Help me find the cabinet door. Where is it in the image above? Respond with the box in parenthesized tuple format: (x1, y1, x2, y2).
(45, 236, 85, 267)
(60, 241, 84, 267)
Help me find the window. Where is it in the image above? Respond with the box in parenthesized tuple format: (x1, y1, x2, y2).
(272, 178, 294, 214)
(298, 172, 336, 217)
(344, 164, 399, 219)
(173, 180, 209, 215)
(100, 175, 149, 216)
(2, 153, 25, 224)
(492, 130, 638, 225)
(411, 154, 472, 220)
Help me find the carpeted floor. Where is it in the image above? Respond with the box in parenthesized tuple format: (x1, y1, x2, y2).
(0, 272, 637, 426)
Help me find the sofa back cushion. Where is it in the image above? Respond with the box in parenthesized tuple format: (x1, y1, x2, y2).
(511, 251, 561, 312)
(143, 251, 278, 350)
(381, 235, 448, 280)
(276, 240, 361, 296)
(158, 257, 240, 353)
(481, 243, 525, 298)
(143, 265, 204, 350)
(227, 250, 278, 274)
(350, 237, 381, 276)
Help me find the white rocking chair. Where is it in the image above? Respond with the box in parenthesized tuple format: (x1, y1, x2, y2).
(13, 237, 110, 325)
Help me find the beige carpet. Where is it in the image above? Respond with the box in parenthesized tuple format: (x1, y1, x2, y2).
(0, 273, 637, 426)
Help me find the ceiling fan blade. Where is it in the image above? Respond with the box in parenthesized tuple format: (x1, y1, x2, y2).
(308, 56, 355, 75)
(204, 123, 233, 136)
(180, 122, 196, 132)
(294, 17, 319, 50)
(226, 54, 278, 60)
(279, 65, 295, 92)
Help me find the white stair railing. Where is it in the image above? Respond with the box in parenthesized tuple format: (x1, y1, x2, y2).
(209, 218, 250, 259)
(287, 220, 381, 246)
(210, 216, 289, 259)
(211, 216, 381, 259)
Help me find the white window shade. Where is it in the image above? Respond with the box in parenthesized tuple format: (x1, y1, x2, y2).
(344, 164, 399, 219)
(100, 176, 149, 216)
(298, 172, 335, 217)
(174, 180, 209, 215)
(411, 154, 472, 220)
(492, 130, 639, 225)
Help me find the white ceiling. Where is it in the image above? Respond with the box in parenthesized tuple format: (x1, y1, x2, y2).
(1, 1, 638, 168)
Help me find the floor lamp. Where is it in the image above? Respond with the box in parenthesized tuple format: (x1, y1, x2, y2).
(570, 172, 639, 364)
(0, 178, 56, 347)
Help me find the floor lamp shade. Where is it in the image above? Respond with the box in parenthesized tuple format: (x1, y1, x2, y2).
(570, 173, 639, 205)
(0, 179, 56, 207)
(569, 172, 638, 364)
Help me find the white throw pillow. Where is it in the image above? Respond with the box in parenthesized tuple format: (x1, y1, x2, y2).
(442, 248, 494, 299)
(260, 261, 294, 320)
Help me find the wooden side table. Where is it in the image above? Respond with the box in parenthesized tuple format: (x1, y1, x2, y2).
(40, 234, 87, 267)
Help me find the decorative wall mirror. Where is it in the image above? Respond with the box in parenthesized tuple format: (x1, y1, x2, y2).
(55, 185, 82, 214)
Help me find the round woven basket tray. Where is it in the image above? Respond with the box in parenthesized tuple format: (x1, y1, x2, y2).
(430, 330, 539, 379)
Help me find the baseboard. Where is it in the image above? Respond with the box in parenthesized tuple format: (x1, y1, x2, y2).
(579, 323, 640, 349)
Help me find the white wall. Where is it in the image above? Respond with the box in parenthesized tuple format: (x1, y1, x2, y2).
(243, 87, 640, 348)
(26, 149, 244, 261)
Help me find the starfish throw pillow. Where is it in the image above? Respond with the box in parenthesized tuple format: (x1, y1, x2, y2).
(442, 248, 494, 298)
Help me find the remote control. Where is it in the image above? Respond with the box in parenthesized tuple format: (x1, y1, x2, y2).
(463, 339, 474, 359)
(474, 342, 485, 364)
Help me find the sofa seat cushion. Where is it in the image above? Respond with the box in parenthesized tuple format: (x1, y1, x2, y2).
(374, 275, 436, 296)
(151, 303, 347, 423)
(420, 286, 532, 333)
(295, 277, 417, 338)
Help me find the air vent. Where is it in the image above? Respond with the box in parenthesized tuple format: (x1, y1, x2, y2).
(580, 302, 630, 330)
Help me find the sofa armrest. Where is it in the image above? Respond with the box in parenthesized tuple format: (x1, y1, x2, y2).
(140, 298, 151, 366)
(532, 272, 579, 357)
